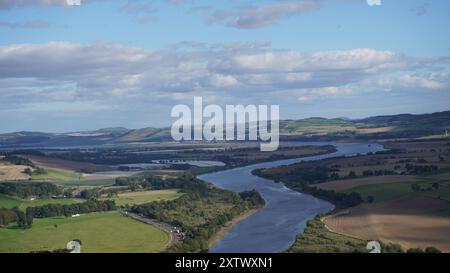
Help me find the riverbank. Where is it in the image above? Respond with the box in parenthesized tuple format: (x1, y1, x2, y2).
(208, 208, 261, 249)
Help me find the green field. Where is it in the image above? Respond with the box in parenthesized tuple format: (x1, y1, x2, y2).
(344, 178, 450, 203)
(57, 178, 115, 186)
(108, 190, 183, 206)
(0, 212, 170, 253)
(0, 194, 79, 211)
(344, 182, 415, 203)
(32, 168, 81, 181)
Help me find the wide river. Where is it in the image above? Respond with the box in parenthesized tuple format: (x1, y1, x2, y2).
(199, 142, 385, 253)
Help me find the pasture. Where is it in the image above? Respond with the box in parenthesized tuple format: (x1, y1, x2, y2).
(106, 190, 183, 206)
(0, 212, 170, 253)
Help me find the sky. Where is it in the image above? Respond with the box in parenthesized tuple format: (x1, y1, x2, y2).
(0, 0, 449, 133)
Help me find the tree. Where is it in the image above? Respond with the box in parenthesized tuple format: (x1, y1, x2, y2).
(411, 184, 421, 192)
(348, 171, 356, 179)
(407, 248, 424, 253)
(367, 196, 375, 203)
(23, 168, 33, 176)
(425, 247, 441, 253)
(15, 209, 32, 229)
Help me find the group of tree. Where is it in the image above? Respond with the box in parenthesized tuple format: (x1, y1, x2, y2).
(130, 176, 265, 253)
(115, 175, 186, 191)
(253, 165, 364, 209)
(362, 169, 396, 177)
(23, 167, 47, 176)
(27, 200, 116, 219)
(252, 165, 332, 188)
(2, 155, 35, 167)
(0, 182, 61, 199)
(405, 164, 438, 174)
(0, 207, 33, 229)
(302, 187, 363, 208)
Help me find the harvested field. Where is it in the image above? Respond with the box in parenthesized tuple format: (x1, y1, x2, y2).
(324, 196, 450, 252)
(0, 164, 30, 181)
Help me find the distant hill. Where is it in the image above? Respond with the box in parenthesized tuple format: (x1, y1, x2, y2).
(1, 110, 449, 148)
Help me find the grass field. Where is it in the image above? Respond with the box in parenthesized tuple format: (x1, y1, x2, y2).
(0, 212, 170, 253)
(0, 194, 79, 210)
(57, 178, 115, 186)
(32, 168, 82, 181)
(107, 190, 183, 206)
(0, 163, 30, 181)
(344, 182, 415, 203)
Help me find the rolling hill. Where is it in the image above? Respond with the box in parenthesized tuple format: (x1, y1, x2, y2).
(1, 111, 449, 148)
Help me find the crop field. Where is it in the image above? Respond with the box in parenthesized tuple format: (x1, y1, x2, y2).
(324, 196, 450, 252)
(0, 212, 170, 253)
(31, 168, 82, 182)
(344, 182, 416, 203)
(106, 190, 183, 206)
(0, 163, 30, 181)
(316, 175, 419, 192)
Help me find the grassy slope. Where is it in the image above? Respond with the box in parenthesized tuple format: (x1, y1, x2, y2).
(343, 170, 450, 204)
(32, 168, 81, 181)
(106, 190, 183, 206)
(343, 182, 415, 203)
(0, 212, 170, 253)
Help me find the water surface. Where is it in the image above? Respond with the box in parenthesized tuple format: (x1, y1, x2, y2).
(199, 142, 385, 253)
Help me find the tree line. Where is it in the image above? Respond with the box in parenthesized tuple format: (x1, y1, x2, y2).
(131, 176, 265, 253)
(0, 182, 61, 199)
(0, 200, 116, 229)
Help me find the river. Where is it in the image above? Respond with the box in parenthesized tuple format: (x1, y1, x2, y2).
(198, 142, 385, 253)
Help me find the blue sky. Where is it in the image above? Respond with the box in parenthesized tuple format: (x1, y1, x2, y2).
(0, 0, 449, 132)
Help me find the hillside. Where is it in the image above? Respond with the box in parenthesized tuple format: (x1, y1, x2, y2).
(1, 111, 449, 148)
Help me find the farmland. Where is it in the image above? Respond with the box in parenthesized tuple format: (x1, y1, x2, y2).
(0, 212, 170, 253)
(104, 190, 183, 206)
(254, 140, 450, 252)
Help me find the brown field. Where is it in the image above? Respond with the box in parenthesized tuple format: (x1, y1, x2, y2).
(0, 163, 30, 181)
(315, 175, 419, 192)
(324, 196, 450, 252)
(25, 155, 113, 172)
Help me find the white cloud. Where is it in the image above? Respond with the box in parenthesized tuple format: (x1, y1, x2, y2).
(0, 41, 447, 112)
(209, 1, 320, 29)
(366, 0, 382, 6)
